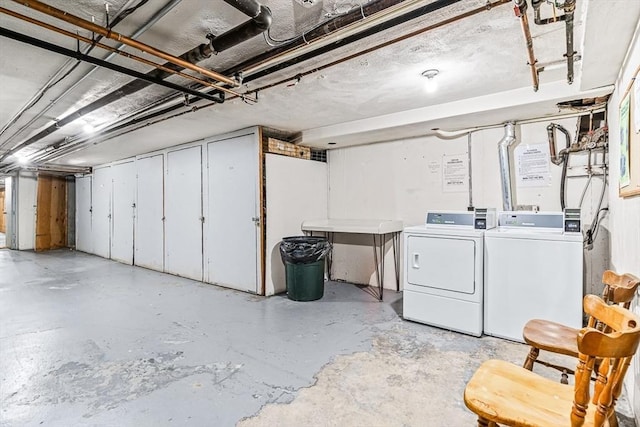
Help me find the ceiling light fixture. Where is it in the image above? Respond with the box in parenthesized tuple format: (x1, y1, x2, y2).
(421, 69, 439, 93)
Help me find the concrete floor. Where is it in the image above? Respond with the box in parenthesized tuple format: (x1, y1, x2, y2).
(0, 249, 635, 426)
(0, 232, 5, 248)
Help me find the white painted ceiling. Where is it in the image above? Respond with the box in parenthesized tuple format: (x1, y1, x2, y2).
(0, 0, 638, 170)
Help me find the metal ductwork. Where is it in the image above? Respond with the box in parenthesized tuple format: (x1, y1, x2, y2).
(498, 122, 517, 211)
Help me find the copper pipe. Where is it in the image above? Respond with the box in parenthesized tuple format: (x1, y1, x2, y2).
(10, 0, 237, 86)
(0, 6, 247, 98)
(514, 1, 539, 91)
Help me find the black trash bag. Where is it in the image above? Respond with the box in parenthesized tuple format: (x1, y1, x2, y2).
(279, 236, 332, 264)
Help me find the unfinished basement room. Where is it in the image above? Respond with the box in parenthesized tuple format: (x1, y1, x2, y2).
(1, 0, 640, 425)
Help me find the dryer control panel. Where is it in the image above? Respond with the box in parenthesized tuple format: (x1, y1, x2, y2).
(425, 209, 496, 230)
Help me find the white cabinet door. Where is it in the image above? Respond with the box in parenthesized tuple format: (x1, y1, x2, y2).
(75, 175, 92, 253)
(111, 161, 135, 264)
(92, 166, 112, 258)
(135, 155, 164, 271)
(165, 146, 203, 281)
(205, 135, 259, 293)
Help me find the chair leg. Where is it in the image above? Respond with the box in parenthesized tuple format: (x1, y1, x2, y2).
(523, 347, 539, 370)
(609, 411, 619, 427)
(477, 417, 498, 427)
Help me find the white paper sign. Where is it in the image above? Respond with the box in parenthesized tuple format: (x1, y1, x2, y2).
(515, 143, 551, 187)
(442, 154, 468, 192)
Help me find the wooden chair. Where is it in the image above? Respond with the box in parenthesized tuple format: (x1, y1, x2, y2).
(464, 294, 640, 427)
(522, 271, 640, 384)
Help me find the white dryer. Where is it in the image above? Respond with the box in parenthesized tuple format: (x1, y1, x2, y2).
(483, 211, 583, 342)
(403, 209, 495, 337)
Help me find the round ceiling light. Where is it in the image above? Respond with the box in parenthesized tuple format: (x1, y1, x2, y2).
(421, 69, 439, 93)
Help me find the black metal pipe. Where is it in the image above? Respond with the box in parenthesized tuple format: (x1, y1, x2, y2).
(208, 1, 272, 54)
(242, 0, 464, 84)
(224, 0, 409, 77)
(0, 26, 225, 160)
(39, 0, 485, 161)
(1, 0, 274, 166)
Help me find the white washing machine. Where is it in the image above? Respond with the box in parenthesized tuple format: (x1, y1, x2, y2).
(484, 211, 583, 342)
(403, 209, 496, 337)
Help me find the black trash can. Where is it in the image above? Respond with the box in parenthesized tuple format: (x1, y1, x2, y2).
(279, 236, 331, 301)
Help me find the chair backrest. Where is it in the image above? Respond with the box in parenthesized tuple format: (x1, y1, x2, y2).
(601, 270, 640, 308)
(571, 294, 640, 427)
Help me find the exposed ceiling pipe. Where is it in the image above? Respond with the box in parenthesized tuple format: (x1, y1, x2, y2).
(0, 0, 183, 149)
(35, 0, 511, 164)
(562, 0, 575, 85)
(513, 0, 539, 91)
(241, 0, 466, 83)
(498, 122, 517, 211)
(0, 28, 226, 104)
(530, 0, 576, 85)
(0, 7, 230, 92)
(208, 0, 273, 55)
(10, 0, 236, 85)
(0, 27, 227, 162)
(2, 0, 272, 165)
(224, 0, 409, 77)
(0, 0, 143, 141)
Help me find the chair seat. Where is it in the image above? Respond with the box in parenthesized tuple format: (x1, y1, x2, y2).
(464, 359, 611, 427)
(523, 319, 580, 357)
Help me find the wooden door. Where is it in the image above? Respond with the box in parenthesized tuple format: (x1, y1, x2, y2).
(205, 134, 259, 293)
(135, 154, 164, 271)
(165, 146, 203, 281)
(35, 175, 67, 251)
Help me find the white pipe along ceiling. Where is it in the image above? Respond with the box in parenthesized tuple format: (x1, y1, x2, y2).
(0, 0, 638, 173)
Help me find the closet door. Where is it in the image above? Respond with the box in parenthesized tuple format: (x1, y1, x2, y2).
(205, 134, 259, 293)
(75, 175, 92, 253)
(165, 146, 203, 281)
(92, 166, 112, 258)
(111, 161, 135, 264)
(135, 154, 164, 271)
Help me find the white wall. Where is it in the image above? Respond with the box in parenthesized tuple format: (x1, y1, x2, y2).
(17, 171, 37, 250)
(327, 119, 606, 289)
(265, 154, 328, 295)
(606, 21, 640, 423)
(5, 176, 14, 249)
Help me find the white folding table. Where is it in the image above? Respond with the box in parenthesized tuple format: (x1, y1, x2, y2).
(301, 219, 403, 301)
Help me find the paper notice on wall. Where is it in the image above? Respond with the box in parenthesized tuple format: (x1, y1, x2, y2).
(442, 154, 468, 192)
(514, 143, 551, 187)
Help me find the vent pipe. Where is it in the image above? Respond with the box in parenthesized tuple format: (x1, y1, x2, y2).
(498, 122, 516, 211)
(208, 0, 273, 54)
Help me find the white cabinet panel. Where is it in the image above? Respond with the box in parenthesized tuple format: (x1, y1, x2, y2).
(205, 135, 258, 293)
(92, 166, 112, 258)
(135, 155, 164, 271)
(75, 176, 92, 253)
(165, 146, 203, 281)
(111, 161, 135, 264)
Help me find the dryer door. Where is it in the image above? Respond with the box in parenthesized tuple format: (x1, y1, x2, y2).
(407, 235, 476, 294)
